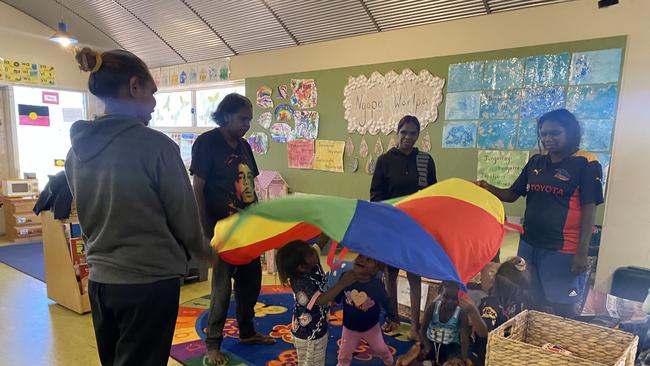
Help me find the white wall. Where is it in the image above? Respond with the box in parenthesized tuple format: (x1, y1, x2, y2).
(229, 0, 650, 291)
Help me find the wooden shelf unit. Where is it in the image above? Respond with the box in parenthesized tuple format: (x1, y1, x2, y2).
(41, 211, 90, 314)
(2, 196, 42, 243)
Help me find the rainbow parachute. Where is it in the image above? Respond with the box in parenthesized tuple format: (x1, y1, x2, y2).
(212, 178, 504, 287)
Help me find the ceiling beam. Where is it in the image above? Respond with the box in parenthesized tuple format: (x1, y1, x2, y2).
(482, 0, 492, 14)
(259, 0, 299, 46)
(358, 0, 381, 32)
(110, 0, 187, 63)
(179, 0, 237, 56)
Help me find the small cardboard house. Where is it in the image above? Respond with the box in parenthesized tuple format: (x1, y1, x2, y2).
(255, 170, 289, 201)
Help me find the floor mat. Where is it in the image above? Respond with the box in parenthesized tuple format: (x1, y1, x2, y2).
(0, 242, 45, 282)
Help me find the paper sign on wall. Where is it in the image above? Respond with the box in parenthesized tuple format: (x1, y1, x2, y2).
(397, 276, 430, 310)
(42, 91, 59, 105)
(62, 108, 85, 123)
(287, 139, 315, 169)
(477, 150, 529, 188)
(314, 140, 345, 173)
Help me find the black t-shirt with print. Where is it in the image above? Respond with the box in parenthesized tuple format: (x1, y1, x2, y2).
(510, 152, 604, 253)
(290, 256, 329, 341)
(472, 296, 527, 366)
(190, 128, 259, 231)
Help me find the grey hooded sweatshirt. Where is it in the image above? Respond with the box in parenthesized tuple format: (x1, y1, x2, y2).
(65, 115, 211, 284)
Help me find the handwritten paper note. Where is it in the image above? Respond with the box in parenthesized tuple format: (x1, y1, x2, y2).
(314, 140, 345, 173)
(477, 150, 529, 188)
(287, 139, 314, 169)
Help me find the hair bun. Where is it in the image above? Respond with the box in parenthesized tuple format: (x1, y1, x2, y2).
(75, 47, 98, 73)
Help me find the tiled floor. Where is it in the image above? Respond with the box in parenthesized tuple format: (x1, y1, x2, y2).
(0, 233, 520, 365)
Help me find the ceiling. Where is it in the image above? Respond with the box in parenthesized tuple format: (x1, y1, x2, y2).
(3, 0, 574, 68)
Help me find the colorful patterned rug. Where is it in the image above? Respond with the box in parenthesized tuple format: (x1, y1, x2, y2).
(171, 285, 414, 365)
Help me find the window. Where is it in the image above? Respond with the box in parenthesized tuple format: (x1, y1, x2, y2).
(196, 85, 246, 127)
(150, 91, 193, 127)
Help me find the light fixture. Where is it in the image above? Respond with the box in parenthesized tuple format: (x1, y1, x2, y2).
(49, 21, 78, 47)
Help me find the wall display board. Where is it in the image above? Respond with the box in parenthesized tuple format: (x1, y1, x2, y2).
(246, 36, 625, 220)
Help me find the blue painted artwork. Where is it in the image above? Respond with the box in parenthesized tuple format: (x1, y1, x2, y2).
(580, 119, 613, 151)
(517, 119, 539, 150)
(483, 58, 524, 90)
(445, 91, 481, 120)
(442, 121, 478, 148)
(570, 48, 622, 85)
(524, 53, 570, 87)
(566, 84, 618, 119)
(480, 89, 522, 120)
(478, 120, 517, 149)
(595, 152, 611, 192)
(520, 87, 566, 119)
(448, 61, 485, 92)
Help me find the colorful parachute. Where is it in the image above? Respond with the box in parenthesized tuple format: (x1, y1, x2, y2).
(211, 178, 504, 287)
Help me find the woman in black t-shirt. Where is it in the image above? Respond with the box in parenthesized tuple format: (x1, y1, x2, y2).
(477, 109, 604, 318)
(370, 115, 437, 340)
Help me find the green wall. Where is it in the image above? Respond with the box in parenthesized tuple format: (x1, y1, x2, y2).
(246, 36, 626, 221)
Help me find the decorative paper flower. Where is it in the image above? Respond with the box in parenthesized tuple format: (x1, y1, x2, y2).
(266, 349, 298, 366)
(269, 323, 293, 343)
(254, 302, 288, 317)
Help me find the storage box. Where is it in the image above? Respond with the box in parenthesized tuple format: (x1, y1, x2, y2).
(486, 310, 638, 366)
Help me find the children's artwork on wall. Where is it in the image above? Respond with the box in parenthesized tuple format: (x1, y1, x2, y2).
(19, 62, 39, 84)
(314, 140, 345, 173)
(150, 68, 161, 86)
(274, 103, 294, 122)
(39, 65, 56, 86)
(290, 79, 318, 109)
(448, 61, 485, 92)
(442, 121, 478, 148)
(483, 58, 524, 90)
(344, 69, 445, 134)
(198, 63, 208, 82)
(170, 66, 180, 86)
(374, 138, 384, 155)
(445, 91, 480, 120)
(524, 53, 570, 87)
(179, 133, 200, 167)
(359, 137, 369, 158)
(160, 67, 170, 87)
(580, 120, 614, 151)
(257, 112, 272, 129)
(348, 157, 359, 172)
(189, 65, 199, 84)
(365, 155, 377, 174)
(516, 119, 538, 150)
(178, 65, 189, 86)
(247, 132, 269, 155)
(420, 133, 432, 152)
(270, 123, 293, 143)
(345, 136, 355, 156)
(520, 87, 566, 119)
(293, 110, 319, 139)
(570, 48, 622, 85)
(566, 84, 618, 119)
(595, 153, 611, 192)
(478, 120, 517, 150)
(477, 150, 529, 188)
(480, 89, 522, 120)
(277, 84, 288, 99)
(287, 139, 315, 169)
(256, 85, 274, 109)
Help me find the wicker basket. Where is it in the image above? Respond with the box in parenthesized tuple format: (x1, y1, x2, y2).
(486, 310, 638, 366)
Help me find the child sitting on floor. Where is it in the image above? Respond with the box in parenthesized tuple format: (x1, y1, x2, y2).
(276, 238, 358, 366)
(420, 282, 472, 366)
(471, 257, 531, 366)
(331, 254, 400, 366)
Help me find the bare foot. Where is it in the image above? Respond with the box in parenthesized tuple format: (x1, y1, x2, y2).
(206, 348, 229, 365)
(408, 326, 420, 341)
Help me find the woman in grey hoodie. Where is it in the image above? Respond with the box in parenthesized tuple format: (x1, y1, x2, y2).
(66, 47, 213, 366)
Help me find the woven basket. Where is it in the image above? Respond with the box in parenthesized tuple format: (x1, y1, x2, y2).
(486, 310, 638, 366)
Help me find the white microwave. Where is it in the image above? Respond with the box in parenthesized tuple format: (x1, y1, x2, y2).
(2, 179, 40, 197)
